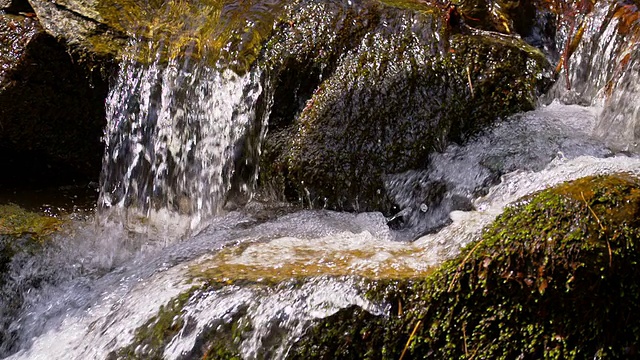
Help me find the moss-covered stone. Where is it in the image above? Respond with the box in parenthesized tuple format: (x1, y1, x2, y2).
(0, 204, 63, 292)
(289, 173, 640, 358)
(259, 0, 553, 213)
(0, 204, 63, 238)
(29, 0, 288, 70)
(113, 286, 200, 360)
(0, 203, 63, 261)
(112, 284, 248, 360)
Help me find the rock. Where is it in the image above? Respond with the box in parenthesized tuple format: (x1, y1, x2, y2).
(0, 204, 63, 356)
(259, 0, 554, 213)
(108, 174, 640, 359)
(105, 174, 640, 360)
(0, 13, 110, 187)
(27, 0, 128, 57)
(289, 174, 640, 358)
(0, 0, 33, 13)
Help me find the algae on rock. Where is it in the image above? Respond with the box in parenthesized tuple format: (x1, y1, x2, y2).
(289, 174, 640, 359)
(259, 0, 554, 214)
(0, 204, 63, 282)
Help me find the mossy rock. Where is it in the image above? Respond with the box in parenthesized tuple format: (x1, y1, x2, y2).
(0, 204, 63, 238)
(289, 173, 640, 358)
(259, 0, 553, 213)
(0, 204, 62, 289)
(29, 0, 288, 69)
(111, 282, 267, 360)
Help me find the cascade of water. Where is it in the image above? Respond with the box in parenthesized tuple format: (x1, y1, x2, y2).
(4, 1, 640, 359)
(4, 120, 640, 360)
(550, 0, 640, 150)
(162, 277, 385, 360)
(98, 40, 264, 237)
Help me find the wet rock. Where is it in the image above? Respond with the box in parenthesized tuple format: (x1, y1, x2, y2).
(538, 0, 640, 151)
(26, 0, 128, 56)
(1, 0, 33, 13)
(259, 0, 554, 214)
(289, 174, 640, 358)
(0, 13, 110, 187)
(0, 202, 62, 289)
(0, 204, 62, 353)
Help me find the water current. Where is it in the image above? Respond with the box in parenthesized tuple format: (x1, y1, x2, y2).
(2, 0, 640, 358)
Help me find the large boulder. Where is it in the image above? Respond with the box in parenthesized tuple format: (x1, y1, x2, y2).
(290, 174, 640, 358)
(258, 0, 554, 213)
(105, 174, 640, 358)
(0, 12, 110, 187)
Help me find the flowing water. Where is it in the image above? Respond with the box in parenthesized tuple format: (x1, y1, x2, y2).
(98, 45, 264, 237)
(2, 0, 640, 359)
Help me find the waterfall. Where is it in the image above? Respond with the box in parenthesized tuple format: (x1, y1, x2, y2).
(98, 41, 265, 238)
(3, 0, 640, 359)
(551, 0, 640, 150)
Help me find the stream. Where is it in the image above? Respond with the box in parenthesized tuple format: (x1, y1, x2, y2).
(1, 0, 640, 358)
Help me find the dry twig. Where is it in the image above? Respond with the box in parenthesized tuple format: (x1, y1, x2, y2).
(399, 320, 422, 360)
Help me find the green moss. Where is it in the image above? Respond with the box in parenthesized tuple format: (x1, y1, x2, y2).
(114, 175, 640, 358)
(0, 204, 63, 239)
(112, 284, 246, 360)
(259, 0, 552, 213)
(0, 204, 64, 289)
(289, 174, 640, 359)
(90, 0, 288, 71)
(113, 286, 201, 359)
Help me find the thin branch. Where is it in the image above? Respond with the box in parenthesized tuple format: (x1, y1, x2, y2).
(466, 65, 474, 98)
(448, 239, 485, 292)
(399, 320, 422, 360)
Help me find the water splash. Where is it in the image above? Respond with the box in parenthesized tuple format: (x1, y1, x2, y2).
(162, 277, 385, 360)
(6, 152, 640, 359)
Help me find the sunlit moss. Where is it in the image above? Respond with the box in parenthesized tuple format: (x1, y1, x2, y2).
(113, 286, 202, 359)
(190, 238, 435, 283)
(290, 174, 640, 359)
(0, 204, 63, 240)
(91, 0, 287, 71)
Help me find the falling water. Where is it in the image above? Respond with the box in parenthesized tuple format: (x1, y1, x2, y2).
(98, 44, 264, 237)
(551, 0, 640, 150)
(5, 104, 639, 359)
(3, 0, 640, 359)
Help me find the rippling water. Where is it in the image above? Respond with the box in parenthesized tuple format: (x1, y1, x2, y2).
(5, 102, 640, 359)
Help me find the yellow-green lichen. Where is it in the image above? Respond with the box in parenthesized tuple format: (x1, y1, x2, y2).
(0, 204, 63, 240)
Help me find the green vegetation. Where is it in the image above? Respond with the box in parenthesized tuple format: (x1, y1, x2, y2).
(0, 204, 64, 288)
(115, 174, 640, 359)
(92, 0, 288, 71)
(290, 174, 640, 358)
(260, 0, 553, 213)
(113, 286, 202, 359)
(0, 204, 63, 239)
